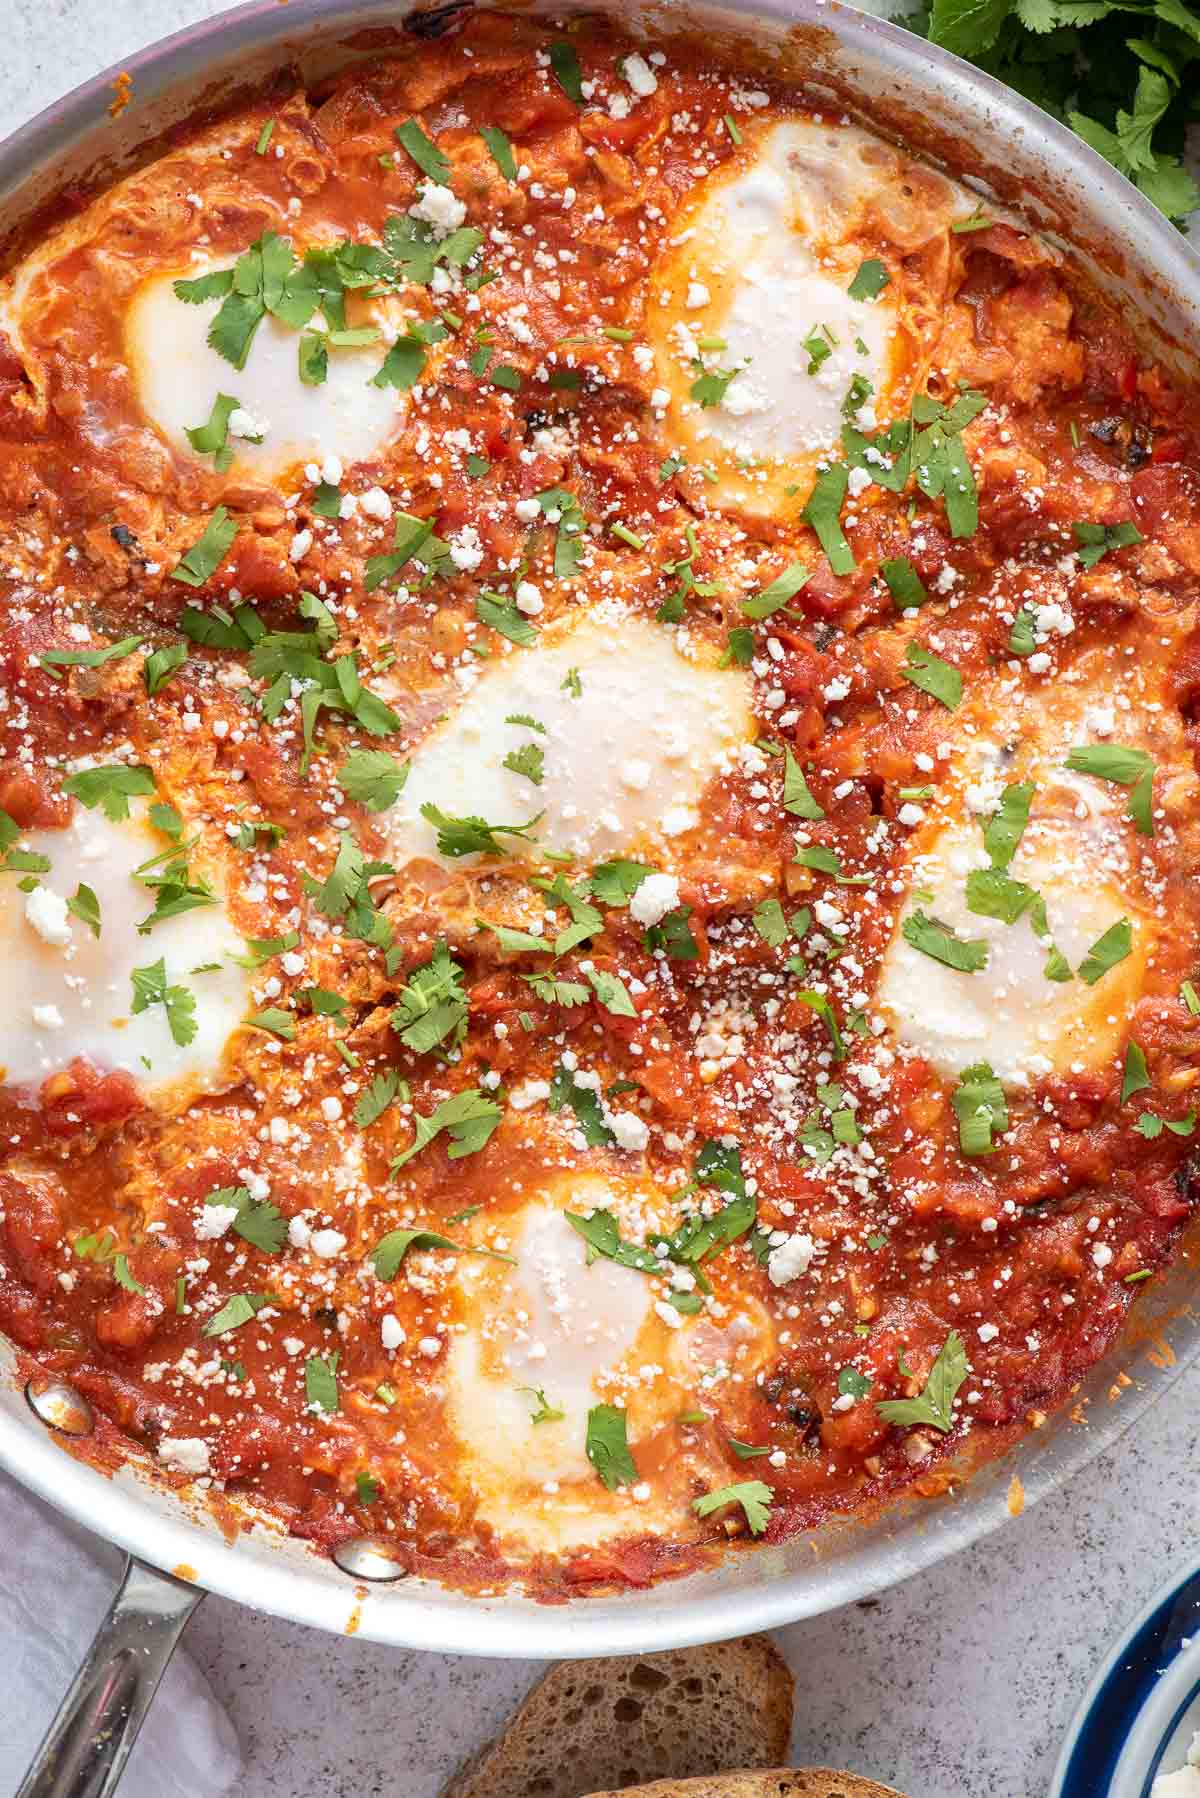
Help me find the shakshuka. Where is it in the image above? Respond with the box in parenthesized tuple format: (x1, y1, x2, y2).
(0, 9, 1198, 1597)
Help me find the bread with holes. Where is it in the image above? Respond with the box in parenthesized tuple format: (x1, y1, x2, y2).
(440, 1636, 794, 1798)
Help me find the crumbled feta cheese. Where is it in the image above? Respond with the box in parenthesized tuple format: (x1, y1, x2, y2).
(629, 871, 681, 926)
(159, 1437, 211, 1476)
(449, 526, 484, 572)
(359, 486, 393, 521)
(228, 406, 267, 440)
(311, 1229, 348, 1259)
(196, 1203, 239, 1240)
(767, 1233, 816, 1287)
(24, 887, 72, 948)
(410, 181, 467, 238)
(622, 52, 658, 96)
(609, 1110, 650, 1152)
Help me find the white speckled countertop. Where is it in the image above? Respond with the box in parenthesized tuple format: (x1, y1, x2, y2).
(4, 7, 1199, 1794)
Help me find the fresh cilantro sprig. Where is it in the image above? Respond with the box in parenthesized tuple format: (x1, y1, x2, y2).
(916, 2, 1200, 223)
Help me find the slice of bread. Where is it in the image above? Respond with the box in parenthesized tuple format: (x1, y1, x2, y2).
(584, 1773, 906, 1797)
(440, 1636, 794, 1798)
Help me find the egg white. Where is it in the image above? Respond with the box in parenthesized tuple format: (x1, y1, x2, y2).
(126, 266, 404, 482)
(877, 695, 1161, 1086)
(645, 121, 907, 517)
(0, 799, 252, 1099)
(385, 609, 753, 872)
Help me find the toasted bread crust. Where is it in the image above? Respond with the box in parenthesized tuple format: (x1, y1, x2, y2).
(440, 1638, 794, 1798)
(582, 1771, 906, 1798)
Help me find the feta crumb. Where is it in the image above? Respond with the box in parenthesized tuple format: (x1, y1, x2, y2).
(311, 1229, 348, 1259)
(622, 52, 658, 96)
(159, 1437, 211, 1476)
(767, 1233, 816, 1287)
(196, 1203, 240, 1241)
(359, 486, 393, 521)
(24, 887, 72, 948)
(228, 407, 267, 440)
(629, 871, 681, 926)
(410, 181, 467, 239)
(609, 1110, 650, 1152)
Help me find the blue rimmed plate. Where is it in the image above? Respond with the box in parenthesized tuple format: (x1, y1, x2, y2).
(1052, 1558, 1200, 1797)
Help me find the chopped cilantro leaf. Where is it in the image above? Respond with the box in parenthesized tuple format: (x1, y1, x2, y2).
(130, 959, 197, 1045)
(339, 749, 409, 812)
(548, 39, 585, 103)
(795, 989, 846, 1060)
(548, 1061, 615, 1147)
(690, 364, 739, 408)
(1066, 744, 1155, 835)
(1121, 1041, 1151, 1104)
(586, 1402, 638, 1489)
(391, 940, 468, 1055)
(902, 642, 962, 710)
(801, 463, 856, 575)
(480, 124, 517, 180)
(202, 1293, 270, 1337)
(41, 634, 145, 675)
(742, 562, 811, 619)
(503, 741, 545, 786)
(1078, 918, 1133, 986)
(353, 1069, 405, 1129)
(521, 1387, 565, 1424)
(420, 803, 541, 858)
(847, 258, 890, 301)
(389, 1087, 501, 1170)
(394, 119, 451, 184)
(62, 764, 156, 822)
(692, 1480, 772, 1534)
(1073, 519, 1144, 569)
(305, 1352, 340, 1413)
(586, 968, 637, 1017)
(753, 898, 789, 946)
(952, 1062, 1008, 1155)
(876, 1331, 968, 1433)
(1008, 605, 1037, 656)
(983, 781, 1034, 870)
(477, 592, 538, 646)
(66, 883, 101, 938)
(371, 332, 428, 390)
(782, 749, 824, 820)
(143, 642, 188, 695)
(902, 909, 988, 973)
(1136, 1110, 1196, 1139)
(881, 556, 928, 610)
(169, 507, 238, 588)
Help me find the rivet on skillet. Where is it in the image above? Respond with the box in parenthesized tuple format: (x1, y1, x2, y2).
(332, 1535, 409, 1581)
(25, 1376, 95, 1436)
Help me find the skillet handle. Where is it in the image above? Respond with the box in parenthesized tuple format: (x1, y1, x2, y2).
(17, 1554, 204, 1798)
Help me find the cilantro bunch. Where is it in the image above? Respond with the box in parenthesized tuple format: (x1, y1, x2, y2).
(913, 0, 1200, 223)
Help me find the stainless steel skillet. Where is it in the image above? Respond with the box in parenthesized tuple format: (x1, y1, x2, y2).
(3, 1, 1200, 1790)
